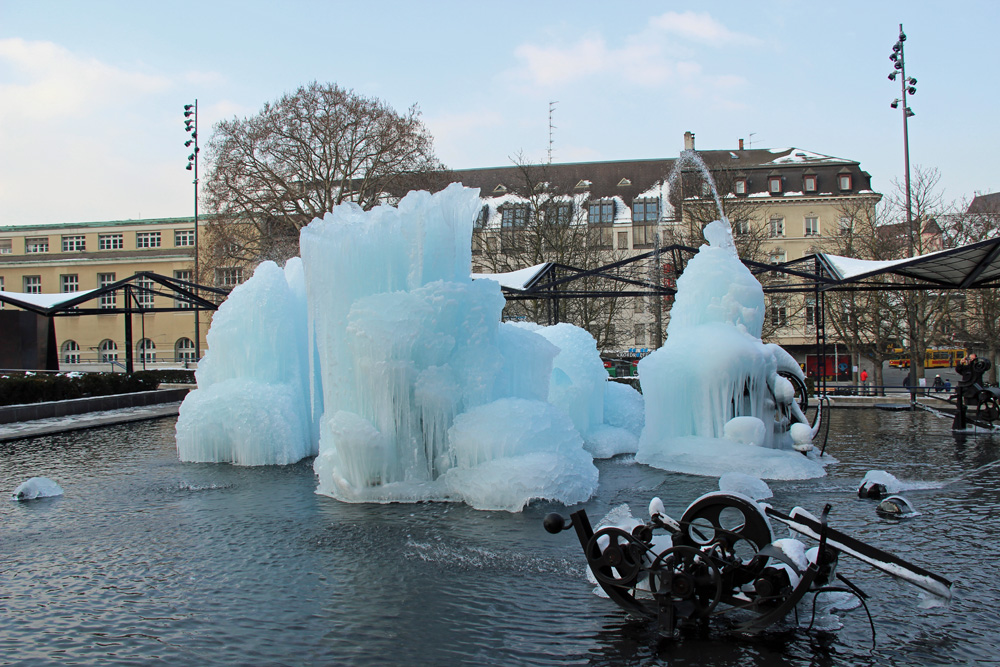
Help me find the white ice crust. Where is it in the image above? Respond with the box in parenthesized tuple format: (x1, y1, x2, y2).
(11, 476, 63, 501)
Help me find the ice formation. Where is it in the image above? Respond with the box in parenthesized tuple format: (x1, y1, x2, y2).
(11, 477, 63, 501)
(176, 259, 314, 465)
(636, 218, 825, 480)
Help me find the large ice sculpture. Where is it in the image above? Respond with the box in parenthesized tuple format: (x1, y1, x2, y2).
(176, 259, 314, 465)
(302, 185, 598, 510)
(636, 220, 825, 480)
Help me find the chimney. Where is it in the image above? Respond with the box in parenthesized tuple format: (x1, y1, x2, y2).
(739, 138, 744, 150)
(683, 131, 695, 151)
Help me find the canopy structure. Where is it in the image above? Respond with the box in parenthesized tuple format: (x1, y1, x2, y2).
(0, 272, 228, 373)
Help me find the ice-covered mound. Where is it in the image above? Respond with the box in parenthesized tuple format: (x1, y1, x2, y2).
(516, 321, 638, 457)
(11, 477, 63, 501)
(176, 259, 314, 465)
(304, 185, 597, 510)
(719, 472, 772, 500)
(636, 220, 825, 480)
(604, 381, 644, 437)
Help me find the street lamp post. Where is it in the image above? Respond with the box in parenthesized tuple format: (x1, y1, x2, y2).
(888, 25, 918, 403)
(184, 100, 201, 363)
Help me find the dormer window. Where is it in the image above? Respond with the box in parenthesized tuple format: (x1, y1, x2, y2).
(768, 175, 782, 194)
(838, 173, 853, 191)
(493, 183, 508, 194)
(803, 174, 817, 193)
(617, 178, 632, 187)
(734, 178, 748, 195)
(575, 179, 592, 190)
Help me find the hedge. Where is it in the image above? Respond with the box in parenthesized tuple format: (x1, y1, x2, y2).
(0, 370, 193, 407)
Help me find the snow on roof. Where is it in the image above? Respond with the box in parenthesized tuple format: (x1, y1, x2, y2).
(766, 148, 852, 165)
(0, 289, 97, 309)
(472, 264, 549, 291)
(821, 255, 907, 280)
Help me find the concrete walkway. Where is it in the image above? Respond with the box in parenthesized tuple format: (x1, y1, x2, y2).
(0, 402, 181, 443)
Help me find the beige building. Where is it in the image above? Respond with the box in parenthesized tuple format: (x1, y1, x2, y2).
(0, 217, 220, 369)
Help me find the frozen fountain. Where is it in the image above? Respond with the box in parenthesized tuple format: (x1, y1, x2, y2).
(636, 152, 824, 479)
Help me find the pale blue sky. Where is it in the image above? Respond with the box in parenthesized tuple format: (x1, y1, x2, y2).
(1, 1, 996, 225)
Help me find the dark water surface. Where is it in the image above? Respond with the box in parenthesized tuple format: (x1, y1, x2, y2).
(2, 410, 999, 666)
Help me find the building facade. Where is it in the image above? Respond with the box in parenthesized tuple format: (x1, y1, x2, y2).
(0, 134, 882, 369)
(0, 217, 211, 369)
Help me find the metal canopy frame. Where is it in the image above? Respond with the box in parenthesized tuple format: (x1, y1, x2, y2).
(485, 236, 1000, 392)
(0, 272, 227, 373)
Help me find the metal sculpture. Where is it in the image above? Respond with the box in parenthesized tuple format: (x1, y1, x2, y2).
(545, 492, 951, 637)
(952, 356, 1000, 429)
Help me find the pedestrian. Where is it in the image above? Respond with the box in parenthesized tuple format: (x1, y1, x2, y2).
(932, 375, 944, 392)
(860, 369, 869, 395)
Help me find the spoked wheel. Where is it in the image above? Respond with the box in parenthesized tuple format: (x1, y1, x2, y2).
(649, 545, 724, 622)
(778, 371, 810, 413)
(977, 391, 1000, 424)
(585, 527, 645, 588)
(677, 493, 774, 586)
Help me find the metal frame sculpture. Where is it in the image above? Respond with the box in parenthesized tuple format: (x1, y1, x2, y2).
(545, 492, 951, 637)
(952, 357, 1000, 430)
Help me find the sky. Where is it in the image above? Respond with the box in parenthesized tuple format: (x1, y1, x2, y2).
(1, 0, 997, 226)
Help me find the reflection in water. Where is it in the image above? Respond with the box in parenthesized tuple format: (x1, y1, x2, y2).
(0, 411, 997, 665)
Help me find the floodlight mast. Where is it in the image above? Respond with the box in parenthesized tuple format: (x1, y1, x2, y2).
(889, 25, 918, 402)
(184, 100, 201, 363)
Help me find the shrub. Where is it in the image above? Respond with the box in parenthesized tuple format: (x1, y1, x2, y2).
(0, 371, 164, 407)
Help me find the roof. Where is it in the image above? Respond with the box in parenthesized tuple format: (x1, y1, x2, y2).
(967, 192, 1000, 214)
(0, 217, 197, 233)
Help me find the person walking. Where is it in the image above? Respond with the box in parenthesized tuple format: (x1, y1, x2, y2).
(860, 369, 869, 396)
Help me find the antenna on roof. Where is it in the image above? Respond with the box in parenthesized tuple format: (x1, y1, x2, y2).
(748, 132, 757, 148)
(548, 101, 558, 164)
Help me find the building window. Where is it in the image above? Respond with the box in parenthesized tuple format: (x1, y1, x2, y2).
(97, 273, 116, 309)
(60, 274, 79, 292)
(632, 223, 655, 247)
(734, 178, 748, 195)
(474, 206, 489, 229)
(805, 298, 819, 328)
(23, 276, 41, 293)
(804, 216, 820, 236)
(99, 339, 118, 362)
(769, 248, 787, 264)
(770, 300, 788, 328)
(0, 276, 4, 309)
(549, 203, 573, 225)
(803, 174, 817, 193)
(137, 339, 156, 363)
(216, 267, 244, 288)
(615, 231, 627, 249)
(632, 198, 658, 223)
(175, 229, 196, 247)
(136, 231, 161, 248)
(136, 276, 155, 308)
(61, 235, 86, 252)
(768, 176, 782, 194)
(175, 337, 196, 363)
(838, 173, 853, 191)
(99, 233, 124, 250)
(61, 340, 81, 364)
(173, 270, 193, 308)
(838, 217, 852, 236)
(25, 237, 48, 253)
(768, 217, 785, 237)
(733, 219, 751, 236)
(500, 205, 529, 228)
(0, 238, 11, 254)
(588, 199, 615, 224)
(634, 323, 646, 346)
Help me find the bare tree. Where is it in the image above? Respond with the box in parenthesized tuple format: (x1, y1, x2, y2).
(203, 82, 444, 270)
(941, 196, 1000, 383)
(886, 166, 953, 383)
(823, 198, 905, 393)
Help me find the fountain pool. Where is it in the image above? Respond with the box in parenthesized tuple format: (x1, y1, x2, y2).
(2, 409, 998, 665)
